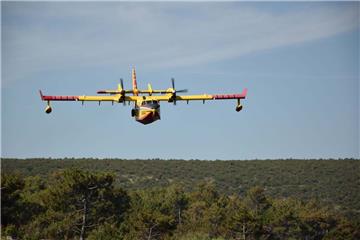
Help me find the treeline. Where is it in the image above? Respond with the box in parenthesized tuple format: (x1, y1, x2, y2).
(2, 168, 359, 239)
(2, 158, 360, 221)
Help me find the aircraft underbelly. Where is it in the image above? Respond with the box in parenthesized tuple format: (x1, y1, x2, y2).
(135, 106, 160, 125)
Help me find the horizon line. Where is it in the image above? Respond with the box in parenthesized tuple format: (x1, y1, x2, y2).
(2, 157, 359, 161)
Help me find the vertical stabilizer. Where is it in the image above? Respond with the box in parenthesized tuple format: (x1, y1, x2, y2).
(132, 68, 138, 96)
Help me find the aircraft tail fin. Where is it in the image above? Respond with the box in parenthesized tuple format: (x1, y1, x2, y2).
(132, 68, 138, 96)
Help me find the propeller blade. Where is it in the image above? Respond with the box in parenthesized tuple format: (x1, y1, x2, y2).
(176, 89, 188, 93)
(171, 78, 175, 89)
(120, 78, 124, 90)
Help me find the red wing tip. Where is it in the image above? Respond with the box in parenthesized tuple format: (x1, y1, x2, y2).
(212, 88, 248, 100)
(242, 88, 248, 98)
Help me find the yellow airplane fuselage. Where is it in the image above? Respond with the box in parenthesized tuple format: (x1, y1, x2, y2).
(132, 100, 161, 125)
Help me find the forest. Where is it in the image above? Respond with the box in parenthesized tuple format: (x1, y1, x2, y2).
(1, 158, 360, 239)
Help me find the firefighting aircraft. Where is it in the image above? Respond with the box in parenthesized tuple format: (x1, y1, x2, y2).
(39, 68, 247, 125)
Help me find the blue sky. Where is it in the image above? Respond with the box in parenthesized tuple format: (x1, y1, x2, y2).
(1, 2, 359, 159)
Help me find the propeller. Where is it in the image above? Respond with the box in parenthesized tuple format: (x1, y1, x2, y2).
(119, 78, 126, 105)
(170, 78, 187, 105)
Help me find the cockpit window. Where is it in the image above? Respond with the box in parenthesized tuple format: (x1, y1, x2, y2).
(142, 100, 159, 105)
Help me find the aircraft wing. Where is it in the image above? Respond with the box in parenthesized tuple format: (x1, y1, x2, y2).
(40, 91, 145, 103)
(39, 90, 124, 103)
(147, 88, 248, 102)
(40, 88, 247, 105)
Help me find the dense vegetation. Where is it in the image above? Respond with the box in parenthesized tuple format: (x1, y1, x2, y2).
(1, 158, 359, 239)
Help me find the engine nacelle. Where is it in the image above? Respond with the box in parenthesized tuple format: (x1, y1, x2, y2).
(235, 104, 243, 112)
(45, 105, 52, 114)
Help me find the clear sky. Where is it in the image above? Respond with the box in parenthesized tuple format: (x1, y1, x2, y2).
(1, 2, 359, 160)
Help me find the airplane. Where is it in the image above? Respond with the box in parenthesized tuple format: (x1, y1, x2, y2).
(39, 68, 247, 125)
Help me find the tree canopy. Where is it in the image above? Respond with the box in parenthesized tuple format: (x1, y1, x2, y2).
(1, 165, 359, 239)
